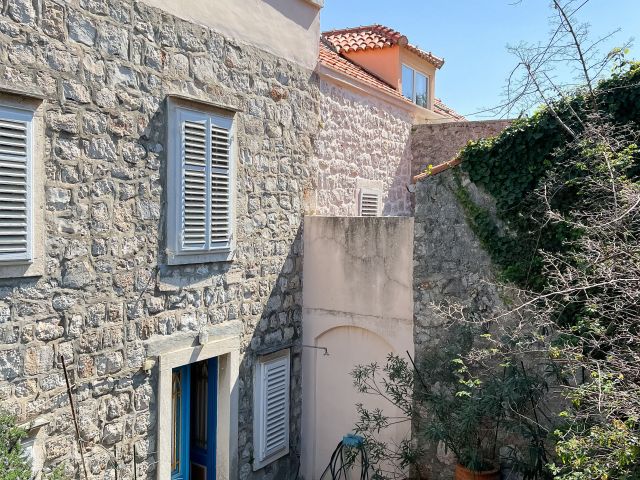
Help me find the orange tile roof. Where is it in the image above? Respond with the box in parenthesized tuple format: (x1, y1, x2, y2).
(318, 40, 465, 121)
(318, 40, 407, 101)
(434, 99, 466, 121)
(322, 24, 445, 69)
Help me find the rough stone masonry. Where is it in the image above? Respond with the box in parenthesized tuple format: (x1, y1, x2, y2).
(0, 0, 319, 478)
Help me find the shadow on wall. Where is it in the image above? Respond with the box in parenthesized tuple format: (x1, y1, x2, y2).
(128, 89, 309, 477)
(384, 133, 413, 216)
(238, 223, 305, 479)
(263, 0, 318, 30)
(149, 229, 305, 480)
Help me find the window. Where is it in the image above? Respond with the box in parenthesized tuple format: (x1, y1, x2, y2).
(172, 367, 189, 478)
(167, 101, 235, 265)
(359, 189, 381, 217)
(0, 106, 33, 263)
(253, 349, 290, 470)
(402, 64, 430, 108)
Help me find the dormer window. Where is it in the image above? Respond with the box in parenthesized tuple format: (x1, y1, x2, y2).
(402, 64, 430, 108)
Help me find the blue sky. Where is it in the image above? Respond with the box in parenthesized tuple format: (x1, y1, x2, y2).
(320, 1, 639, 119)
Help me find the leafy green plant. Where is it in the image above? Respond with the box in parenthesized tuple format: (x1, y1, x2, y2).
(351, 326, 554, 479)
(456, 62, 640, 292)
(0, 412, 31, 480)
(0, 412, 66, 480)
(450, 60, 640, 480)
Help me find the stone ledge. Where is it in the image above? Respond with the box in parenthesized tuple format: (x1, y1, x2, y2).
(143, 320, 243, 358)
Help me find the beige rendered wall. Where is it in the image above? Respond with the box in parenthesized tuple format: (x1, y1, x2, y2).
(140, 0, 321, 69)
(301, 217, 414, 479)
(313, 77, 414, 216)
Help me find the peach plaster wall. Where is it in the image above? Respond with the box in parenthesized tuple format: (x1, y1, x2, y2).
(313, 78, 414, 216)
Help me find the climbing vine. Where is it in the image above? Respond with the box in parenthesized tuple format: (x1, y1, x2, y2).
(448, 61, 640, 479)
(454, 61, 640, 291)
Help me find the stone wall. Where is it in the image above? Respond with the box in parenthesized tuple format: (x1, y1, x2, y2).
(411, 120, 511, 178)
(413, 168, 502, 479)
(0, 1, 319, 479)
(313, 80, 414, 217)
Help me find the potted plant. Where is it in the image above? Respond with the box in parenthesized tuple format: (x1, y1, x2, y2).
(414, 346, 502, 480)
(352, 326, 552, 480)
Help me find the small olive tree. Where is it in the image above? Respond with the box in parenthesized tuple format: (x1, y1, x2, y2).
(0, 412, 31, 480)
(0, 412, 65, 480)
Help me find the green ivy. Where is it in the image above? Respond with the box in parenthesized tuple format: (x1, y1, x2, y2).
(454, 62, 640, 290)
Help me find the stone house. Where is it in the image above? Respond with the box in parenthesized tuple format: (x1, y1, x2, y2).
(0, 0, 511, 478)
(0, 0, 323, 479)
(312, 25, 464, 217)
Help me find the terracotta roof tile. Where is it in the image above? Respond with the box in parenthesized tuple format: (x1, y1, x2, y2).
(322, 24, 444, 69)
(434, 99, 466, 121)
(318, 40, 407, 101)
(318, 37, 464, 121)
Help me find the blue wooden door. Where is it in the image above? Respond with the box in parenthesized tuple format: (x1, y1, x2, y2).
(171, 358, 218, 480)
(189, 357, 218, 480)
(171, 365, 191, 480)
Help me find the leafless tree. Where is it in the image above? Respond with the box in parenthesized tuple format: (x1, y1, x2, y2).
(453, 1, 640, 477)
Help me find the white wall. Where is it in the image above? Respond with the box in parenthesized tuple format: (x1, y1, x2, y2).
(140, 0, 321, 69)
(302, 217, 414, 479)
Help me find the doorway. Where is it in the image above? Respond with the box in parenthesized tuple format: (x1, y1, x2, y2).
(171, 357, 218, 480)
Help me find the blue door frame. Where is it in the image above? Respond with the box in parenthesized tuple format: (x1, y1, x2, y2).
(171, 358, 218, 480)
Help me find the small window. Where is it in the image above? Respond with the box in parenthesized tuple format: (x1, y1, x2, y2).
(359, 189, 381, 217)
(401, 64, 430, 109)
(253, 349, 290, 470)
(167, 102, 235, 265)
(0, 106, 33, 263)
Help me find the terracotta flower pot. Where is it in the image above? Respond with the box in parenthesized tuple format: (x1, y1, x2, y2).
(454, 463, 500, 480)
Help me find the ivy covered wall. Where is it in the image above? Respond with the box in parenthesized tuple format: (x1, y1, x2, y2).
(457, 62, 640, 289)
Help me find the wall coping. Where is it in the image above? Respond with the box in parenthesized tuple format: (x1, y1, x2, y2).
(412, 156, 461, 182)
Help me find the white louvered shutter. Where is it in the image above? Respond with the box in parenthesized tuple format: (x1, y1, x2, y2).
(254, 350, 290, 469)
(209, 119, 231, 250)
(359, 190, 381, 216)
(0, 108, 32, 262)
(175, 109, 233, 257)
(181, 119, 208, 250)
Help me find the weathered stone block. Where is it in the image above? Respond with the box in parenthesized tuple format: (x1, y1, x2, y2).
(7, 0, 36, 25)
(42, 1, 66, 40)
(24, 344, 55, 375)
(46, 186, 72, 210)
(97, 23, 129, 57)
(0, 348, 22, 379)
(95, 350, 124, 376)
(62, 259, 94, 289)
(68, 11, 97, 46)
(102, 421, 124, 445)
(63, 81, 91, 103)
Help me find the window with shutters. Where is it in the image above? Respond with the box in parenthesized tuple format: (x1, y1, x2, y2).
(253, 349, 290, 470)
(167, 100, 235, 265)
(0, 106, 33, 263)
(359, 189, 382, 217)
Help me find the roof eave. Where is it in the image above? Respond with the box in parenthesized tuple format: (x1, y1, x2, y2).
(317, 63, 415, 111)
(317, 62, 451, 124)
